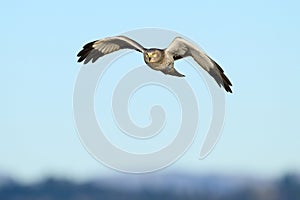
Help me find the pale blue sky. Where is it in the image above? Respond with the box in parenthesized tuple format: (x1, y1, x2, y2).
(1, 0, 300, 182)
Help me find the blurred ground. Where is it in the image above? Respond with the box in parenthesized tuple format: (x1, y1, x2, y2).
(0, 172, 299, 200)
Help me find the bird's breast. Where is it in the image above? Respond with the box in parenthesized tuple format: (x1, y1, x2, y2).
(145, 61, 163, 70)
(144, 56, 174, 71)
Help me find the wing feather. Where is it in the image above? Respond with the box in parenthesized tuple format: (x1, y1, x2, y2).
(77, 36, 146, 64)
(165, 37, 232, 93)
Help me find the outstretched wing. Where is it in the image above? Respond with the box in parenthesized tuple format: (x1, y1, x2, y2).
(165, 37, 232, 93)
(77, 36, 146, 64)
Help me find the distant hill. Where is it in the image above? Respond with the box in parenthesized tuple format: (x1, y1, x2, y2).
(0, 172, 299, 200)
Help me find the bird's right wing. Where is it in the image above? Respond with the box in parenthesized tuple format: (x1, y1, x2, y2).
(165, 37, 232, 93)
(77, 36, 146, 64)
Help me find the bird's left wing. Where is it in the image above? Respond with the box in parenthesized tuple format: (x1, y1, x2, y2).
(165, 37, 232, 93)
(77, 36, 146, 64)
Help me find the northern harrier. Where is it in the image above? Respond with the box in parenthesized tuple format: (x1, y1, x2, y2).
(77, 36, 232, 93)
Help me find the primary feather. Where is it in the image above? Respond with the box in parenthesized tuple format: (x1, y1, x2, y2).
(77, 36, 145, 64)
(165, 37, 232, 93)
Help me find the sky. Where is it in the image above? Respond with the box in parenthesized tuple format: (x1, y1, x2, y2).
(1, 0, 300, 182)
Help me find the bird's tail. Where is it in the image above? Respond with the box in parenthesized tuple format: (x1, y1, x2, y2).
(161, 67, 185, 77)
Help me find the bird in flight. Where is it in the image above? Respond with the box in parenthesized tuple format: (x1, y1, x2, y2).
(77, 36, 232, 93)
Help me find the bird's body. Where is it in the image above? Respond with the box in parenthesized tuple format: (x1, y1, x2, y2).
(142, 48, 183, 76)
(77, 35, 232, 92)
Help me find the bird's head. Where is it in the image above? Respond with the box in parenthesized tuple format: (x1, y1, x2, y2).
(144, 49, 162, 63)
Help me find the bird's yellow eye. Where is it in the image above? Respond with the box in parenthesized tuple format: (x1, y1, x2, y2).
(152, 53, 157, 57)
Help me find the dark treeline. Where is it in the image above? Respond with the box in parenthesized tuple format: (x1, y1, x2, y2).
(0, 173, 299, 200)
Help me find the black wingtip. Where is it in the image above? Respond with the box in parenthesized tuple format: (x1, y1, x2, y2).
(225, 85, 233, 93)
(77, 40, 98, 64)
(220, 71, 233, 93)
(208, 58, 233, 93)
